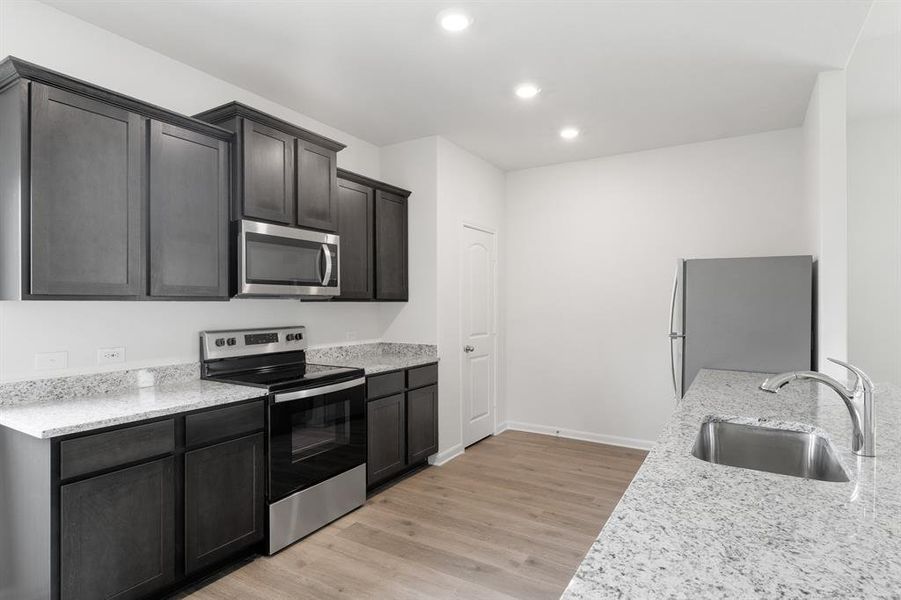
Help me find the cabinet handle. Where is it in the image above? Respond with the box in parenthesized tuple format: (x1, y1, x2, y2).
(463, 345, 475, 353)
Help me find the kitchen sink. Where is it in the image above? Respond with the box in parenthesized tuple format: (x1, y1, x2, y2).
(691, 420, 850, 482)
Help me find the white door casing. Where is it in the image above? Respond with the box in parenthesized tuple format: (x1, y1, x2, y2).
(461, 224, 496, 447)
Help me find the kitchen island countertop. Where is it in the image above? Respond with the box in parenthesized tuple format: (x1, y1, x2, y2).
(563, 368, 901, 599)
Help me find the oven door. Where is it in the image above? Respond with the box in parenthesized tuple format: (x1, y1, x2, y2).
(268, 377, 366, 502)
(238, 219, 339, 297)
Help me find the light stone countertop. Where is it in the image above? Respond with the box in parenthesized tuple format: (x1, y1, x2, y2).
(0, 343, 438, 439)
(562, 368, 901, 600)
(307, 342, 438, 375)
(0, 364, 263, 439)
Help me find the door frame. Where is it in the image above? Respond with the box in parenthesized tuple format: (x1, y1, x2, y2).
(459, 221, 500, 447)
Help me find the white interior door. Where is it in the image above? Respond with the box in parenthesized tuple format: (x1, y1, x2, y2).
(461, 225, 496, 447)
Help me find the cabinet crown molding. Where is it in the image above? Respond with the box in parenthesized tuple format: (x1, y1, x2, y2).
(337, 168, 412, 198)
(195, 101, 347, 152)
(0, 55, 233, 141)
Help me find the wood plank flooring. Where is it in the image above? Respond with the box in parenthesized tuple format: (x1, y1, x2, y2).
(176, 430, 647, 600)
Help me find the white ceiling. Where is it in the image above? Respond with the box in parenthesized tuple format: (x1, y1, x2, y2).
(44, 0, 873, 170)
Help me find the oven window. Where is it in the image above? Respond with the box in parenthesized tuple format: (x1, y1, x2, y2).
(290, 398, 350, 461)
(268, 382, 366, 501)
(246, 235, 321, 285)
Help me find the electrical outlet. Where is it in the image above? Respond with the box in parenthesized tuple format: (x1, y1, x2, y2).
(35, 351, 67, 370)
(97, 347, 125, 365)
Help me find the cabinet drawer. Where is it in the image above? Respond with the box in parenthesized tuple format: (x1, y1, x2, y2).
(367, 371, 404, 399)
(60, 419, 175, 480)
(407, 364, 438, 389)
(186, 400, 265, 448)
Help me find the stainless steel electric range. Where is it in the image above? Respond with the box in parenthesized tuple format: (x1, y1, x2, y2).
(200, 326, 366, 554)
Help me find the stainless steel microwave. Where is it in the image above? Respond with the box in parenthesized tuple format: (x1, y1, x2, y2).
(236, 220, 339, 298)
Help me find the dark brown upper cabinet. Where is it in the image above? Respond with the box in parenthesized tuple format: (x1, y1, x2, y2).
(297, 138, 338, 231)
(336, 178, 374, 300)
(149, 121, 229, 298)
(193, 102, 345, 233)
(242, 120, 295, 224)
(376, 189, 409, 301)
(0, 56, 234, 301)
(335, 169, 411, 302)
(29, 83, 144, 297)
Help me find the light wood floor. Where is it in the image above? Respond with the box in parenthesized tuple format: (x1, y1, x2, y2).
(177, 430, 647, 600)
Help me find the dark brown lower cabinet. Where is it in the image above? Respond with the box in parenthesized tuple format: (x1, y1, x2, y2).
(367, 393, 406, 485)
(60, 457, 175, 600)
(407, 384, 439, 463)
(367, 364, 439, 489)
(185, 433, 265, 574)
(0, 398, 267, 600)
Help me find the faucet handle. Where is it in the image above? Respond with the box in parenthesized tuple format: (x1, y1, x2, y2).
(827, 358, 874, 392)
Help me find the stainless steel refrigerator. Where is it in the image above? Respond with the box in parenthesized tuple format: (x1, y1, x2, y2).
(668, 255, 813, 398)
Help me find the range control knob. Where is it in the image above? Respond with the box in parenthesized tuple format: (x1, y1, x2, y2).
(227, 337, 237, 346)
(286, 333, 295, 341)
(295, 332, 303, 340)
(215, 338, 226, 347)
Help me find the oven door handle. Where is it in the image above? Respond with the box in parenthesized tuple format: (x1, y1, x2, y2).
(272, 377, 365, 403)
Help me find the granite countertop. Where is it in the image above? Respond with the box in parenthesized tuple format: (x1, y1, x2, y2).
(0, 342, 438, 439)
(0, 365, 263, 439)
(563, 368, 901, 599)
(307, 342, 438, 375)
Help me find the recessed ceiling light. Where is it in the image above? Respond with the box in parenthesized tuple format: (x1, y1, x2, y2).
(514, 83, 541, 99)
(438, 10, 472, 32)
(560, 127, 580, 140)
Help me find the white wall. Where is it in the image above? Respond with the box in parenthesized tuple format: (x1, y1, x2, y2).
(435, 138, 505, 461)
(379, 137, 439, 345)
(846, 10, 901, 386)
(380, 137, 505, 461)
(802, 70, 848, 378)
(0, 0, 403, 381)
(847, 116, 901, 385)
(504, 129, 814, 445)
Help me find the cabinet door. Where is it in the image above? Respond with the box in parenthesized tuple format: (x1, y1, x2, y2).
(296, 139, 338, 232)
(367, 393, 406, 487)
(374, 190, 408, 300)
(241, 119, 294, 224)
(149, 121, 229, 298)
(407, 384, 439, 463)
(30, 83, 143, 297)
(60, 457, 174, 600)
(336, 178, 373, 300)
(185, 433, 264, 574)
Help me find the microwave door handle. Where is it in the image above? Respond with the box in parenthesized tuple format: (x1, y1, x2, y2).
(321, 243, 333, 286)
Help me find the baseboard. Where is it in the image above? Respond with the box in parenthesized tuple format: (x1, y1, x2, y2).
(501, 421, 655, 451)
(429, 443, 464, 466)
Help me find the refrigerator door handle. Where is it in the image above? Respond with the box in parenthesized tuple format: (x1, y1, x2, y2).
(669, 263, 684, 400)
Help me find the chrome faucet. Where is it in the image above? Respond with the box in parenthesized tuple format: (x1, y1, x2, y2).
(760, 358, 875, 457)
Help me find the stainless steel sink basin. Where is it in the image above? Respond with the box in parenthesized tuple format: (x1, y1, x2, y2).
(691, 420, 850, 482)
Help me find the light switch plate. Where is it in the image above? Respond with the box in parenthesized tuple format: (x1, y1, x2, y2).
(35, 351, 67, 370)
(97, 347, 125, 365)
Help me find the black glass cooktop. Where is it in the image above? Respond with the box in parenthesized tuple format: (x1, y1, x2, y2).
(209, 362, 363, 392)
